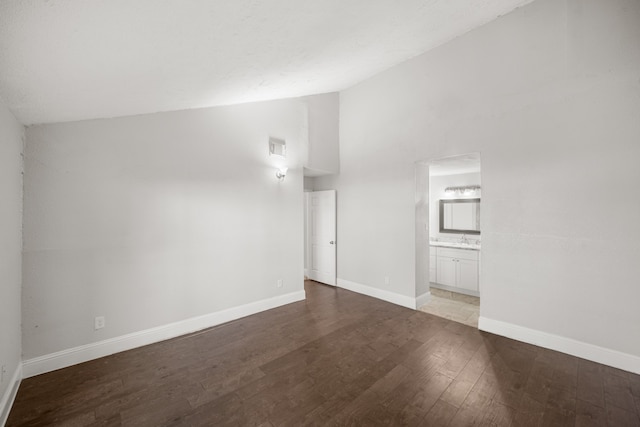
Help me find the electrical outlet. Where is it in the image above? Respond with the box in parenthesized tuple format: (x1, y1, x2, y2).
(94, 316, 105, 330)
(277, 279, 283, 288)
(384, 276, 390, 285)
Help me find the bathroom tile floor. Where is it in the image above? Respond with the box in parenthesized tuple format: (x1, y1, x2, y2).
(418, 286, 480, 327)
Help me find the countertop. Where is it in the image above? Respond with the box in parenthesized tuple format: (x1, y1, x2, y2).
(429, 241, 481, 251)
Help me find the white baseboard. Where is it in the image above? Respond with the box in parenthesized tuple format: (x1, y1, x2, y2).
(479, 316, 640, 375)
(337, 278, 417, 310)
(0, 363, 22, 427)
(22, 290, 306, 379)
(415, 292, 431, 309)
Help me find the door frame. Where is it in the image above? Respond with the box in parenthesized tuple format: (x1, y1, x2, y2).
(415, 153, 482, 315)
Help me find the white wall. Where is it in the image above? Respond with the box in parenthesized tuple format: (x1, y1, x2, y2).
(316, 0, 640, 368)
(23, 99, 307, 360)
(303, 179, 313, 274)
(0, 98, 23, 418)
(429, 172, 481, 240)
(415, 162, 429, 299)
(303, 176, 315, 191)
(304, 93, 340, 175)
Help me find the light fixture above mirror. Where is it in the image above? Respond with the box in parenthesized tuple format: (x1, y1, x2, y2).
(444, 185, 481, 196)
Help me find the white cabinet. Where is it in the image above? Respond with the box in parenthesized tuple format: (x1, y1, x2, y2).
(434, 247, 479, 295)
(455, 258, 479, 292)
(436, 255, 457, 287)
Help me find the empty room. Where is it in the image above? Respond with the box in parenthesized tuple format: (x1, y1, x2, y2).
(1, 0, 640, 425)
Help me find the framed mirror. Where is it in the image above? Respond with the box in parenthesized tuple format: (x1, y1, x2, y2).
(439, 198, 480, 234)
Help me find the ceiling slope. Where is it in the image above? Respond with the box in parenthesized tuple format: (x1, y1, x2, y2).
(0, 0, 533, 124)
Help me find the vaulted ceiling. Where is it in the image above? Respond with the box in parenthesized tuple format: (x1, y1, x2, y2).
(0, 0, 533, 125)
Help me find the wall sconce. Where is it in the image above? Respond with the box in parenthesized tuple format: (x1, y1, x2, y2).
(445, 185, 481, 196)
(276, 167, 288, 181)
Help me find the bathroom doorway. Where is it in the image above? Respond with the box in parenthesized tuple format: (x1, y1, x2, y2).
(416, 153, 482, 327)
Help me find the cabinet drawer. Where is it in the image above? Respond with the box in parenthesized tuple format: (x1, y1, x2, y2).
(437, 247, 479, 261)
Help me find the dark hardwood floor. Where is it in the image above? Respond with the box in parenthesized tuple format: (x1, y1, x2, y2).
(7, 281, 640, 426)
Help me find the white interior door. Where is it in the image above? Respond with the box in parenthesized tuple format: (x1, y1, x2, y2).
(309, 190, 336, 286)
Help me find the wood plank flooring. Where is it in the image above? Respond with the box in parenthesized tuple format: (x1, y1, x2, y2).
(7, 281, 640, 426)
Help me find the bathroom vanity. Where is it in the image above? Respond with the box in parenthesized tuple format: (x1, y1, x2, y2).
(429, 242, 480, 296)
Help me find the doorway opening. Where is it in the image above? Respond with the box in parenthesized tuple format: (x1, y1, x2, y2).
(415, 153, 482, 327)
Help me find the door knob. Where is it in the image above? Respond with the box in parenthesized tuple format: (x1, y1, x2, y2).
(329, 241, 335, 245)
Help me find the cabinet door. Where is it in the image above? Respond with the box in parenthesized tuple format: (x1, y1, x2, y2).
(436, 256, 457, 287)
(457, 258, 479, 291)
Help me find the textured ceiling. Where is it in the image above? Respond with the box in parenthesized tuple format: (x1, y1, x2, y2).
(0, 0, 532, 125)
